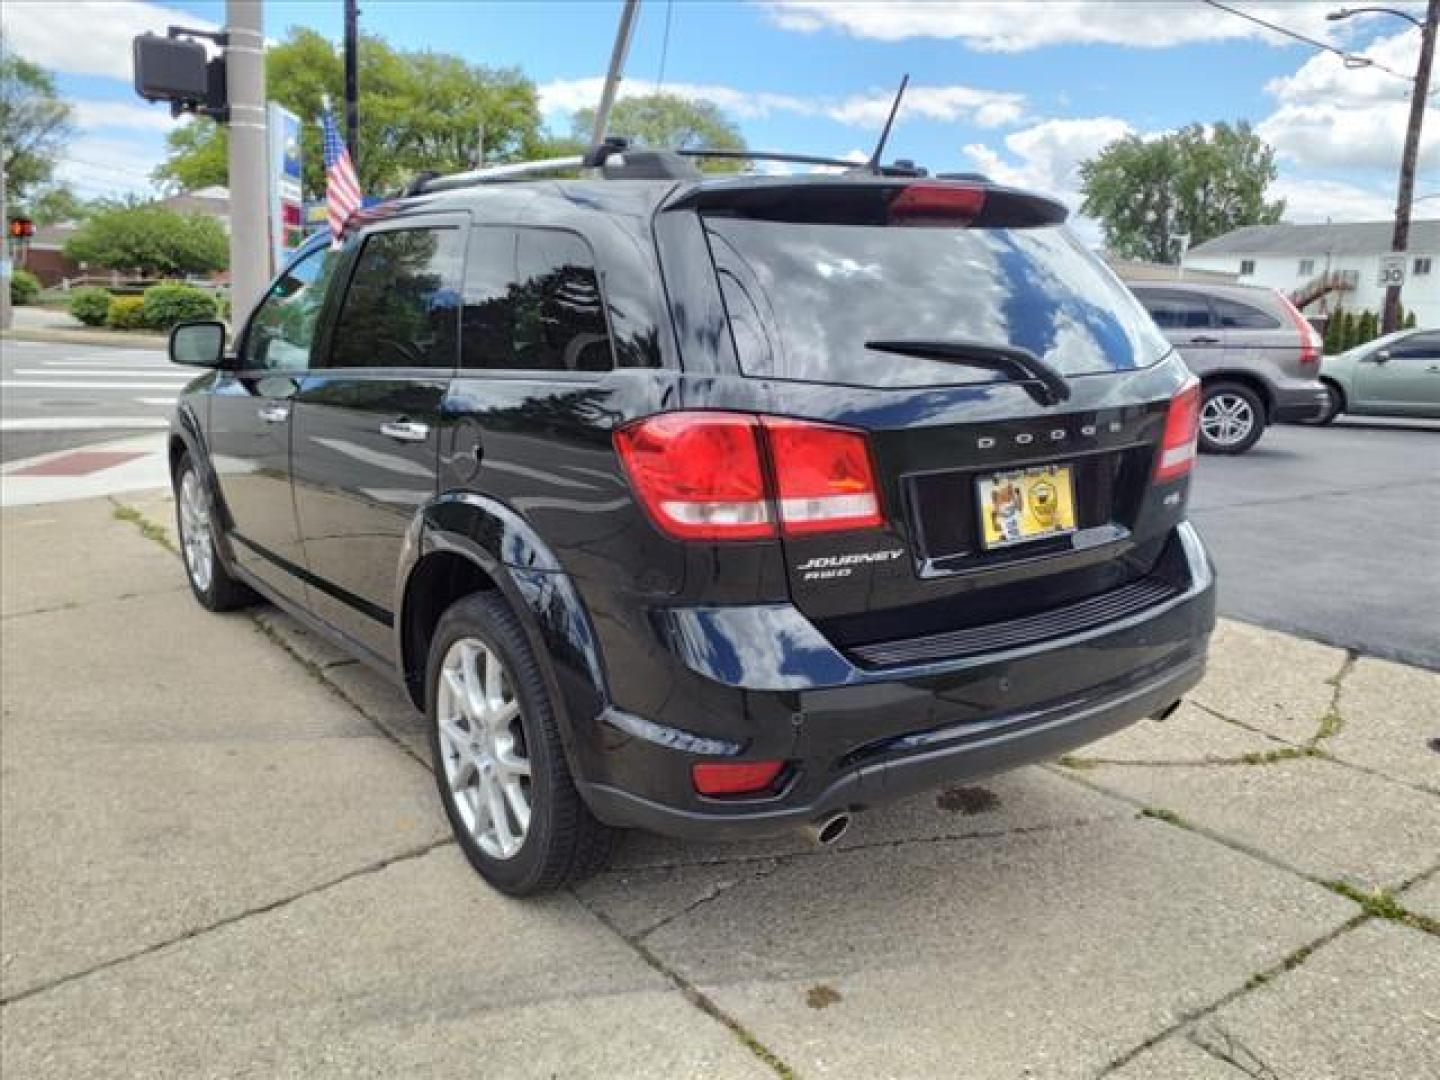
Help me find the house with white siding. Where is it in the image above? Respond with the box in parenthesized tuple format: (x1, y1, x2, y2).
(1183, 220, 1439, 328)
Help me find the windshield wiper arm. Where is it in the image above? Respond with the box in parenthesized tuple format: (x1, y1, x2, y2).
(865, 339, 1073, 407)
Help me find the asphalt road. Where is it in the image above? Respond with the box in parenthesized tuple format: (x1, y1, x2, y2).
(1190, 418, 1440, 670)
(3, 336, 1435, 665)
(0, 338, 184, 463)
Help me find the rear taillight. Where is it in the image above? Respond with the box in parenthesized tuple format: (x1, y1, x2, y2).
(692, 760, 785, 797)
(1276, 291, 1322, 371)
(888, 183, 986, 226)
(1154, 379, 1201, 483)
(615, 412, 885, 541)
(613, 412, 773, 540)
(762, 418, 884, 535)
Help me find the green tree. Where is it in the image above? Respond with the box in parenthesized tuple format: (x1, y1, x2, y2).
(154, 29, 543, 197)
(0, 49, 74, 200)
(23, 185, 92, 225)
(1403, 307, 1417, 329)
(64, 205, 228, 277)
(1323, 312, 1343, 355)
(1079, 121, 1284, 264)
(570, 93, 745, 169)
(1356, 309, 1378, 346)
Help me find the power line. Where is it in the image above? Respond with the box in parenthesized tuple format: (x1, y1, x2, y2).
(656, 0, 675, 92)
(1201, 0, 1416, 83)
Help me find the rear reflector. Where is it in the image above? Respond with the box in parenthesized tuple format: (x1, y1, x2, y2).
(888, 183, 986, 226)
(615, 412, 884, 541)
(692, 760, 785, 796)
(1275, 291, 1322, 371)
(1154, 378, 1201, 483)
(614, 412, 774, 540)
(762, 418, 883, 536)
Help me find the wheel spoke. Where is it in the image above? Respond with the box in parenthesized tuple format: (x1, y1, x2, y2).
(447, 750, 476, 791)
(485, 777, 514, 854)
(502, 779, 531, 835)
(483, 647, 504, 710)
(496, 744, 531, 778)
(458, 643, 488, 721)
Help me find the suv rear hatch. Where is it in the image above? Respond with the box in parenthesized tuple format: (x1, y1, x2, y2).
(662, 177, 1196, 663)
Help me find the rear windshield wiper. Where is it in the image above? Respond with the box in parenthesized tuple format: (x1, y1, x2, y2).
(865, 339, 1073, 407)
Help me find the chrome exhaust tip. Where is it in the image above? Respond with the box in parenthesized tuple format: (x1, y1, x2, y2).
(806, 812, 851, 847)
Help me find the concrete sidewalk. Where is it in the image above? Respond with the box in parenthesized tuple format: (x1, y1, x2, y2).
(2, 491, 1436, 1079)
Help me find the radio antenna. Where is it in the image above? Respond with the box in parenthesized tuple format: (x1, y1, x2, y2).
(867, 74, 910, 174)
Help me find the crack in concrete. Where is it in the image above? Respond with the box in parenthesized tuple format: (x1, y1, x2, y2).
(633, 860, 787, 942)
(0, 837, 455, 1009)
(1188, 1024, 1283, 1079)
(571, 889, 798, 1080)
(1309, 652, 1356, 748)
(0, 584, 190, 621)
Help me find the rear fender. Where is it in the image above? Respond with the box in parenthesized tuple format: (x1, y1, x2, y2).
(397, 491, 611, 779)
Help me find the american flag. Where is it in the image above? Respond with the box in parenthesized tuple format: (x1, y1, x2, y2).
(320, 103, 362, 242)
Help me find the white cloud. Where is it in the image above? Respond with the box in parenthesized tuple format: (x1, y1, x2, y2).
(962, 116, 1135, 202)
(760, 1, 1350, 51)
(1, 1, 217, 81)
(1257, 28, 1438, 173)
(72, 99, 185, 133)
(53, 134, 169, 200)
(1268, 177, 1399, 223)
(537, 77, 1026, 129)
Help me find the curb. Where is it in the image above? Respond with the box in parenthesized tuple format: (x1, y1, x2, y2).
(2, 327, 169, 348)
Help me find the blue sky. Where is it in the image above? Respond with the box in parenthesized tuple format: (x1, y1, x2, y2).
(5, 0, 1437, 232)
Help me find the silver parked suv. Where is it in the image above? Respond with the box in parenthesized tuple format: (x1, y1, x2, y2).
(1128, 281, 1328, 454)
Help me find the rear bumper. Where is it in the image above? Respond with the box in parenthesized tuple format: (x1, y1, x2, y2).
(1272, 383, 1329, 423)
(575, 523, 1216, 841)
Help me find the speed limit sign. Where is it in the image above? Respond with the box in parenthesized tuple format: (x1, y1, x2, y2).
(1377, 254, 1407, 287)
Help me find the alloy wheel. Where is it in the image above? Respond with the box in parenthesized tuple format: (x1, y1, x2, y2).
(178, 470, 214, 592)
(1200, 392, 1255, 447)
(436, 637, 533, 860)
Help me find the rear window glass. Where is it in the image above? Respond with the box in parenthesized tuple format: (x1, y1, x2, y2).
(706, 219, 1171, 387)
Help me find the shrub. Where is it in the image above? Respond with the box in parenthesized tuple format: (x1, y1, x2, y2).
(10, 269, 41, 306)
(106, 295, 147, 330)
(69, 287, 112, 326)
(141, 283, 219, 329)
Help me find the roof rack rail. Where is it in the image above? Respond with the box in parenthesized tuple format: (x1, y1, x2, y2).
(676, 148, 863, 170)
(411, 155, 586, 195)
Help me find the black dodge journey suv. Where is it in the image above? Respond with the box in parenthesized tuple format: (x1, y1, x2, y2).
(166, 145, 1215, 895)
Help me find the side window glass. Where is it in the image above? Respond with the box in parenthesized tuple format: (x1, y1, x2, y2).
(1391, 332, 1440, 359)
(1212, 297, 1279, 330)
(240, 245, 341, 371)
(460, 227, 519, 370)
(325, 228, 464, 369)
(512, 230, 613, 372)
(1138, 293, 1212, 330)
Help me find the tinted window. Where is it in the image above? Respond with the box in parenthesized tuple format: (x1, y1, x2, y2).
(705, 220, 1170, 387)
(1136, 291, 1213, 331)
(460, 227, 518, 370)
(241, 244, 341, 371)
(1390, 331, 1440, 359)
(326, 228, 464, 369)
(459, 228, 613, 372)
(1212, 297, 1280, 330)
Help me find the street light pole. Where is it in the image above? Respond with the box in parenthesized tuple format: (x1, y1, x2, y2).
(1386, 0, 1437, 332)
(343, 0, 360, 167)
(226, 0, 270, 324)
(1333, 1, 1438, 333)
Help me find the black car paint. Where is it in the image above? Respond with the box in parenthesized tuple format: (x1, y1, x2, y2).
(169, 174, 1215, 839)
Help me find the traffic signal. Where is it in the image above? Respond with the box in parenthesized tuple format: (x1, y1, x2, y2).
(8, 217, 34, 240)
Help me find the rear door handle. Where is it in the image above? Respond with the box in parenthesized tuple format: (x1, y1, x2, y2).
(379, 420, 430, 443)
(1187, 335, 1221, 345)
(258, 403, 290, 424)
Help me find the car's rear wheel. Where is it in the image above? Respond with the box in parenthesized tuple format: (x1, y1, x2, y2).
(1198, 382, 1265, 455)
(1313, 383, 1345, 426)
(175, 456, 255, 611)
(426, 591, 615, 895)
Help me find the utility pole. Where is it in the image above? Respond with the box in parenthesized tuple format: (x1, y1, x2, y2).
(1384, 0, 1437, 333)
(344, 0, 360, 167)
(591, 0, 640, 145)
(226, 0, 270, 324)
(1, 151, 11, 332)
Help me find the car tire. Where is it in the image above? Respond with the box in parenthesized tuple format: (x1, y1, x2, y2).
(1198, 382, 1266, 455)
(426, 590, 616, 895)
(1313, 383, 1345, 426)
(174, 454, 256, 612)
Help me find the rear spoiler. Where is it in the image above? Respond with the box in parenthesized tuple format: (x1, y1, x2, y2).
(661, 176, 1068, 228)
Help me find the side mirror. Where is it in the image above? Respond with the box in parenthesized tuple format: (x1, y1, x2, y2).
(1373, 349, 1392, 364)
(169, 320, 227, 368)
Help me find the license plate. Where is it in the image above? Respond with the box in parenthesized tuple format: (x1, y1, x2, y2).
(977, 464, 1078, 549)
